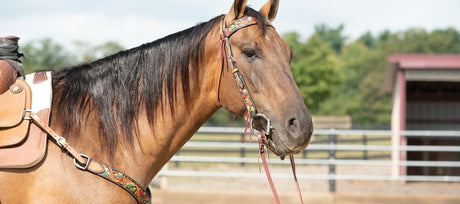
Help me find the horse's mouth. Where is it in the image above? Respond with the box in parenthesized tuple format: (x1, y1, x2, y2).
(261, 129, 298, 160)
(252, 114, 301, 160)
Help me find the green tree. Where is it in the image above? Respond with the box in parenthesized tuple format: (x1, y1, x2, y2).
(20, 38, 75, 73)
(377, 28, 460, 54)
(317, 41, 392, 127)
(72, 41, 124, 62)
(283, 32, 341, 113)
(93, 41, 125, 58)
(427, 28, 460, 53)
(314, 24, 346, 53)
(319, 27, 460, 127)
(19, 38, 125, 73)
(358, 31, 377, 49)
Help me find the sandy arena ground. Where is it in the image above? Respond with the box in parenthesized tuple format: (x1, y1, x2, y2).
(149, 165, 460, 204)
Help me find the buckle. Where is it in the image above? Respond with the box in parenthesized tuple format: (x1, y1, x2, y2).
(74, 154, 91, 170)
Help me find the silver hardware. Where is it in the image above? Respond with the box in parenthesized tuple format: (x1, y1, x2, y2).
(256, 113, 271, 136)
(74, 154, 91, 170)
(55, 136, 67, 148)
(9, 83, 23, 94)
(23, 109, 33, 120)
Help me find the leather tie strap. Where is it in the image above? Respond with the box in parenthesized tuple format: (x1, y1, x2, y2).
(29, 112, 85, 164)
(290, 155, 304, 204)
(258, 133, 281, 204)
(28, 112, 151, 204)
(257, 133, 304, 204)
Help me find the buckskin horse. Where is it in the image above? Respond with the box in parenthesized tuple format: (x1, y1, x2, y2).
(0, 0, 313, 203)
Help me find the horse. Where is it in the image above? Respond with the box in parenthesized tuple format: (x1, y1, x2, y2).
(0, 0, 313, 203)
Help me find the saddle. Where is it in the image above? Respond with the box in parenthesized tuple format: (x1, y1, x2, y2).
(0, 59, 52, 168)
(0, 78, 32, 147)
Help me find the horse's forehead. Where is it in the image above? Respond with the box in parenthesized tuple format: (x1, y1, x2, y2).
(257, 29, 289, 54)
(235, 26, 283, 46)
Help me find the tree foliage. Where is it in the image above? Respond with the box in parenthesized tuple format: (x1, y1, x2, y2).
(16, 26, 460, 127)
(20, 39, 124, 72)
(20, 38, 74, 73)
(314, 24, 346, 54)
(317, 27, 460, 127)
(283, 33, 341, 113)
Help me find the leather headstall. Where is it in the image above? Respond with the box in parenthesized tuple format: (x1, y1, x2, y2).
(218, 15, 304, 204)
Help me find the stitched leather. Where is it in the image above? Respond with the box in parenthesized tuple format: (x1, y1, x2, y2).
(87, 159, 151, 204)
(0, 109, 49, 168)
(33, 72, 48, 84)
(0, 71, 53, 168)
(0, 60, 17, 94)
(0, 79, 32, 147)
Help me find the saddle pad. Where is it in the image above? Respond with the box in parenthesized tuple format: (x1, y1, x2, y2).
(0, 72, 52, 168)
(0, 79, 32, 147)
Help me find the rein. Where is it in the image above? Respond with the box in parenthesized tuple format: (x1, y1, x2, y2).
(219, 16, 304, 204)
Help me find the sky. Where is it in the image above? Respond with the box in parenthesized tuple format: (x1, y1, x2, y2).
(2, 0, 460, 49)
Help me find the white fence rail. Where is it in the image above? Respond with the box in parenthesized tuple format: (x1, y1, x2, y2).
(156, 127, 460, 191)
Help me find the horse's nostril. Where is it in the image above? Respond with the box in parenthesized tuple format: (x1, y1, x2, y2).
(288, 118, 299, 131)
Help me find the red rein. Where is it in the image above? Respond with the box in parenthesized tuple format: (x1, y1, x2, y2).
(241, 113, 304, 204)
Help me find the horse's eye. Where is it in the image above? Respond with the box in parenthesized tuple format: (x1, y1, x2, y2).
(242, 49, 256, 58)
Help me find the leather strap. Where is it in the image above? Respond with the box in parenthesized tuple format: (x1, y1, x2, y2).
(28, 112, 151, 204)
(258, 132, 305, 204)
(221, 15, 304, 203)
(29, 112, 86, 164)
(3, 59, 24, 78)
(220, 17, 259, 119)
(86, 158, 151, 204)
(290, 155, 304, 204)
(258, 133, 281, 204)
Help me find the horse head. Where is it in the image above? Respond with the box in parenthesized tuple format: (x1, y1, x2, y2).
(218, 0, 313, 158)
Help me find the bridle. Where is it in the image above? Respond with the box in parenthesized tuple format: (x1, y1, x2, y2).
(218, 15, 304, 204)
(217, 16, 278, 154)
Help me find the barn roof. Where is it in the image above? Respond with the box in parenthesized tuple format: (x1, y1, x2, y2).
(381, 54, 460, 93)
(388, 54, 460, 69)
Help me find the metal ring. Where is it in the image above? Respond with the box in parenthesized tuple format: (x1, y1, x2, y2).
(74, 154, 91, 170)
(23, 109, 32, 120)
(255, 113, 271, 136)
(56, 136, 67, 148)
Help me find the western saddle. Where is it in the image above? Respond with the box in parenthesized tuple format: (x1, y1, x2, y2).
(0, 36, 41, 167)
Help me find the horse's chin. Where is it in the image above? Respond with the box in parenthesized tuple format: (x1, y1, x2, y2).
(270, 130, 304, 158)
(256, 129, 301, 160)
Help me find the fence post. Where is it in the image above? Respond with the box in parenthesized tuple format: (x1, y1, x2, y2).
(328, 129, 337, 193)
(240, 133, 245, 166)
(175, 151, 180, 167)
(363, 134, 368, 160)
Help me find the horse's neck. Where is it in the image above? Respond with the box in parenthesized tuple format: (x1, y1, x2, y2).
(135, 83, 220, 183)
(53, 36, 222, 187)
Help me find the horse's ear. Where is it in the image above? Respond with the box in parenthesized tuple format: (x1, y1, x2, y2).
(226, 0, 248, 23)
(259, 0, 279, 21)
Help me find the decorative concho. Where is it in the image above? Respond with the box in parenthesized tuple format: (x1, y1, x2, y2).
(9, 83, 23, 94)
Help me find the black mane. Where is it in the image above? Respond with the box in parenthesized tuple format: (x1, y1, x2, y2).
(52, 8, 269, 158)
